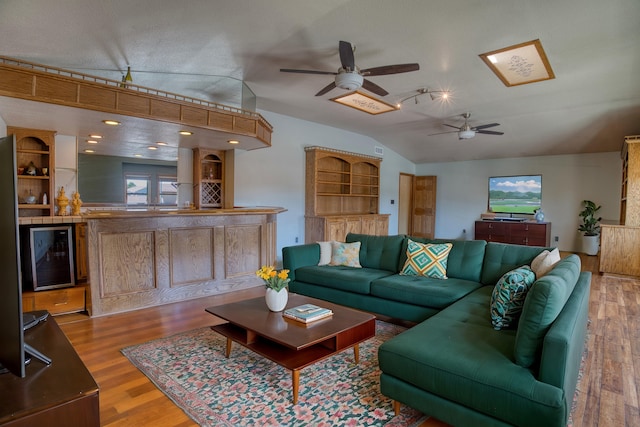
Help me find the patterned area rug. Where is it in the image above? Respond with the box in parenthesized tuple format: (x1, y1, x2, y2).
(122, 321, 427, 426)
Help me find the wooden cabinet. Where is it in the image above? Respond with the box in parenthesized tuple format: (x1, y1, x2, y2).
(9, 127, 55, 217)
(305, 214, 389, 243)
(193, 147, 224, 209)
(0, 316, 99, 426)
(475, 220, 551, 246)
(305, 146, 386, 242)
(22, 286, 86, 315)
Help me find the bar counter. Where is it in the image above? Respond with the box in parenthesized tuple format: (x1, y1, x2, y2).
(83, 207, 285, 316)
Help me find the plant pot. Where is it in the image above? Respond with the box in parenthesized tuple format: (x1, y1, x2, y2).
(265, 288, 288, 312)
(581, 234, 599, 256)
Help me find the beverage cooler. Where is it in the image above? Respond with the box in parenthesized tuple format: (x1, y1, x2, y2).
(21, 225, 75, 291)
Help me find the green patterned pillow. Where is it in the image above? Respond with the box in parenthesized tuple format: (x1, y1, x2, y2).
(400, 240, 452, 279)
(490, 266, 536, 330)
(329, 241, 362, 268)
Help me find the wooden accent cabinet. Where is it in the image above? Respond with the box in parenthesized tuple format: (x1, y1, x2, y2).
(193, 148, 224, 209)
(8, 127, 55, 217)
(475, 220, 551, 246)
(0, 316, 99, 426)
(304, 147, 387, 242)
(22, 286, 86, 315)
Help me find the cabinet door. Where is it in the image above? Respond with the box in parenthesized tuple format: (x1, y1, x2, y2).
(345, 217, 362, 237)
(375, 216, 389, 236)
(510, 223, 548, 246)
(361, 216, 376, 235)
(326, 219, 347, 242)
(475, 221, 507, 241)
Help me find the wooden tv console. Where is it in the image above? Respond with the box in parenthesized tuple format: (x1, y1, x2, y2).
(0, 314, 99, 426)
(474, 220, 551, 247)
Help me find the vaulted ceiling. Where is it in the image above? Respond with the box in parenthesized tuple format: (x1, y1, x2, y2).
(0, 0, 639, 163)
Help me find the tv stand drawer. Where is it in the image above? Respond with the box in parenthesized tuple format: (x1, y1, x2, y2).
(23, 286, 86, 315)
(475, 220, 551, 246)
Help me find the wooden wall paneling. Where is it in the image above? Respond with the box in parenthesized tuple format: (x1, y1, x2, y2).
(150, 99, 181, 120)
(98, 231, 156, 297)
(209, 111, 234, 131)
(35, 75, 77, 103)
(599, 225, 640, 276)
(0, 68, 33, 95)
(78, 85, 117, 109)
(182, 106, 208, 125)
(117, 92, 151, 115)
(625, 143, 640, 226)
(169, 227, 214, 286)
(233, 116, 256, 134)
(225, 224, 262, 278)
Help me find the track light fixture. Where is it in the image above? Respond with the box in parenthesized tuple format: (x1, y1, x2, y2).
(396, 88, 450, 108)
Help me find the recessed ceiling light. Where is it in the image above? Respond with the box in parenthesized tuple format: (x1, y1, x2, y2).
(87, 140, 98, 144)
(228, 140, 240, 145)
(156, 141, 168, 146)
(179, 130, 193, 136)
(84, 149, 95, 153)
(134, 154, 142, 157)
(148, 146, 157, 150)
(102, 120, 120, 126)
(89, 134, 103, 139)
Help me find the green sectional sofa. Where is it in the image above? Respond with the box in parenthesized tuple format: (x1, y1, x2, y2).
(282, 233, 590, 427)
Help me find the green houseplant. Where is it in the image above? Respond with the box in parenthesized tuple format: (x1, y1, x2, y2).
(578, 200, 601, 255)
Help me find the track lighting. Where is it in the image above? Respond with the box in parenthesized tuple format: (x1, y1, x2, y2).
(396, 88, 450, 108)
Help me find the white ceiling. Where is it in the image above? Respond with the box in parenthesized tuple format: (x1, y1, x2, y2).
(0, 0, 639, 164)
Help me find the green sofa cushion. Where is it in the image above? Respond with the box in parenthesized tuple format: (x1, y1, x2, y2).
(371, 275, 482, 309)
(514, 254, 581, 367)
(293, 265, 393, 295)
(480, 242, 548, 285)
(400, 238, 487, 282)
(379, 286, 565, 427)
(346, 233, 404, 272)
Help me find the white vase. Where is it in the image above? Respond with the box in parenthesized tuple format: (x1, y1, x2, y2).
(265, 288, 288, 312)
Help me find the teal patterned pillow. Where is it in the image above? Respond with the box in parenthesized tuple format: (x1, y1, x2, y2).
(400, 240, 452, 279)
(490, 266, 536, 330)
(329, 241, 362, 268)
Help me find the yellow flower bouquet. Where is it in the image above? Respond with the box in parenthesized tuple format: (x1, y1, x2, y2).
(256, 265, 290, 292)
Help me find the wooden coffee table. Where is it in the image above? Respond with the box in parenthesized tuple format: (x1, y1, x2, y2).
(205, 293, 376, 404)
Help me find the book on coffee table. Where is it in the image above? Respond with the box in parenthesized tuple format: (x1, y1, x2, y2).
(283, 304, 333, 324)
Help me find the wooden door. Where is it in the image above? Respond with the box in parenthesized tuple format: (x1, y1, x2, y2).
(411, 176, 437, 238)
(398, 173, 413, 235)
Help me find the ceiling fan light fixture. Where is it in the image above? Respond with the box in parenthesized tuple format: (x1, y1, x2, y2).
(458, 130, 476, 139)
(335, 72, 363, 90)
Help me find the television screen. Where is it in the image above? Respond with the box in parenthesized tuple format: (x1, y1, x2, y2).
(488, 175, 542, 215)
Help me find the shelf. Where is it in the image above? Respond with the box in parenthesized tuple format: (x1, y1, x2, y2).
(18, 204, 51, 209)
(16, 149, 50, 155)
(18, 175, 50, 180)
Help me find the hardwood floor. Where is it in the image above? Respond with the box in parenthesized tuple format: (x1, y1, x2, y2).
(57, 254, 639, 426)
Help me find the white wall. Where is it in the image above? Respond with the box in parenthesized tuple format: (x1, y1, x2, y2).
(234, 111, 416, 261)
(416, 152, 622, 251)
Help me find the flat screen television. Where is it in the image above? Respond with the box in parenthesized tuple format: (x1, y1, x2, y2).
(488, 175, 542, 215)
(0, 135, 51, 377)
(0, 134, 26, 377)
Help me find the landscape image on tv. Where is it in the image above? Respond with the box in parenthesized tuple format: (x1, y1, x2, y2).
(489, 175, 542, 214)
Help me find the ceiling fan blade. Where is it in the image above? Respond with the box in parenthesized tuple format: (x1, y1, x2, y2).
(362, 79, 389, 96)
(472, 123, 500, 130)
(361, 63, 420, 76)
(477, 130, 505, 135)
(280, 68, 337, 75)
(339, 41, 355, 71)
(315, 81, 337, 96)
(443, 123, 462, 130)
(428, 130, 459, 136)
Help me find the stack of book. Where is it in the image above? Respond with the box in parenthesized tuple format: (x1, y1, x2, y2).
(283, 304, 333, 324)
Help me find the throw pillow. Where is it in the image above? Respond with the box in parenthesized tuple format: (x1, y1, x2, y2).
(490, 265, 536, 330)
(329, 241, 362, 268)
(531, 248, 561, 278)
(400, 240, 453, 279)
(317, 241, 333, 266)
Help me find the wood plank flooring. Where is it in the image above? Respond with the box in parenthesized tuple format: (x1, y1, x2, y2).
(56, 254, 639, 426)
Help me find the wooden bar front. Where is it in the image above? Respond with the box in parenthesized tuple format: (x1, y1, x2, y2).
(85, 208, 284, 316)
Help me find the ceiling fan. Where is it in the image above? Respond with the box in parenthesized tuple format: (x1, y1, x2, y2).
(430, 113, 504, 140)
(280, 40, 419, 97)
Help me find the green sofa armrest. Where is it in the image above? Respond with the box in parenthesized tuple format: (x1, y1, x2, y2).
(282, 243, 320, 282)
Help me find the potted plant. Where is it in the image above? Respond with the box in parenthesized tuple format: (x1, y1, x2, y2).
(578, 200, 601, 255)
(256, 265, 290, 311)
